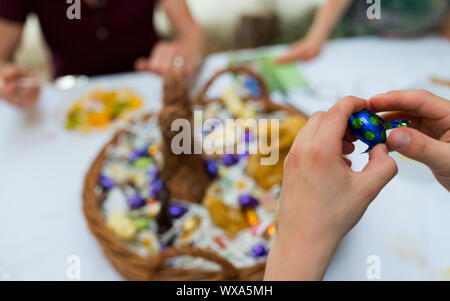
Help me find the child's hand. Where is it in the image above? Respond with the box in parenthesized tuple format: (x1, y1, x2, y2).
(277, 36, 323, 64)
(369, 90, 450, 191)
(0, 64, 40, 109)
(264, 96, 398, 280)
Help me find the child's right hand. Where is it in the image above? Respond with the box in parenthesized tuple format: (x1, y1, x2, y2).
(0, 64, 40, 109)
(369, 90, 450, 191)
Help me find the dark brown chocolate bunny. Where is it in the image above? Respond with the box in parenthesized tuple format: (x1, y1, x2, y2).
(158, 73, 209, 204)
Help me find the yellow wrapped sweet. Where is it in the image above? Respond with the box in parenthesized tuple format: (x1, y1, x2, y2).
(247, 115, 306, 190)
(180, 215, 202, 243)
(106, 212, 137, 241)
(204, 196, 248, 235)
(222, 88, 256, 120)
(138, 230, 160, 256)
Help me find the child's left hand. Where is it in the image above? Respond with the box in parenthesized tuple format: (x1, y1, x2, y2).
(264, 96, 398, 280)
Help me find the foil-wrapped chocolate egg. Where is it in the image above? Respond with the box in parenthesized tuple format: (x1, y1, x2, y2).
(348, 109, 409, 153)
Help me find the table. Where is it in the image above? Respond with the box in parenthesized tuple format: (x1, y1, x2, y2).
(0, 36, 449, 280)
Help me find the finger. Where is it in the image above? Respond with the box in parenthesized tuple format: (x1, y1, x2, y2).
(316, 96, 367, 151)
(148, 53, 165, 74)
(276, 45, 305, 64)
(368, 90, 450, 121)
(134, 58, 148, 71)
(3, 81, 19, 96)
(294, 111, 325, 143)
(285, 111, 325, 172)
(180, 57, 196, 78)
(379, 112, 421, 128)
(1, 65, 27, 80)
(342, 140, 355, 155)
(387, 127, 450, 172)
(379, 111, 441, 140)
(148, 44, 170, 73)
(160, 46, 177, 74)
(290, 111, 325, 154)
(357, 144, 398, 201)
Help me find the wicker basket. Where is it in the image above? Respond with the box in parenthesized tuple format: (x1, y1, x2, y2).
(83, 66, 306, 281)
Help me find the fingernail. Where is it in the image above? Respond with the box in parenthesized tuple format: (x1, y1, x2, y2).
(390, 131, 410, 150)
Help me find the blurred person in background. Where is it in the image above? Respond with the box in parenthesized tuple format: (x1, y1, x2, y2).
(278, 0, 450, 63)
(0, 0, 204, 109)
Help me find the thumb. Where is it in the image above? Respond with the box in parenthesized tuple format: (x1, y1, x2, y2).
(359, 144, 398, 200)
(388, 127, 450, 171)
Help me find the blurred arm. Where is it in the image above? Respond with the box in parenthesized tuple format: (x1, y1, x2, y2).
(308, 0, 353, 42)
(160, 0, 204, 42)
(0, 19, 23, 67)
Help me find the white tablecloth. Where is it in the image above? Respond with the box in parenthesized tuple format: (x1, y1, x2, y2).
(0, 36, 449, 280)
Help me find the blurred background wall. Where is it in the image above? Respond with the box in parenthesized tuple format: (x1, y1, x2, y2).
(14, 0, 323, 79)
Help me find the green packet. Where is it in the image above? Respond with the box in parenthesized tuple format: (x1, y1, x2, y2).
(260, 56, 309, 92)
(229, 54, 309, 93)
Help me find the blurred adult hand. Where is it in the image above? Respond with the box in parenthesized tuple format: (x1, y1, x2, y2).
(0, 64, 40, 109)
(265, 97, 398, 280)
(369, 90, 450, 191)
(135, 33, 205, 80)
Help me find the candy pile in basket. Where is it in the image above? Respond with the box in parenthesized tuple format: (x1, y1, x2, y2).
(86, 67, 307, 277)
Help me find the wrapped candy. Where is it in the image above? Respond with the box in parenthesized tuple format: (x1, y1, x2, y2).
(263, 224, 276, 240)
(349, 110, 410, 153)
(180, 215, 202, 243)
(222, 88, 256, 120)
(145, 201, 162, 218)
(147, 145, 159, 156)
(129, 149, 142, 162)
(133, 157, 153, 169)
(244, 77, 263, 98)
(106, 212, 137, 240)
(133, 218, 149, 231)
(182, 215, 202, 232)
(205, 159, 218, 179)
(127, 195, 145, 209)
(204, 197, 248, 235)
(150, 179, 164, 199)
(222, 154, 239, 167)
(138, 230, 160, 256)
(245, 210, 259, 227)
(251, 244, 267, 257)
(147, 166, 159, 177)
(169, 205, 188, 218)
(239, 194, 259, 209)
(99, 175, 115, 190)
(213, 236, 226, 249)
